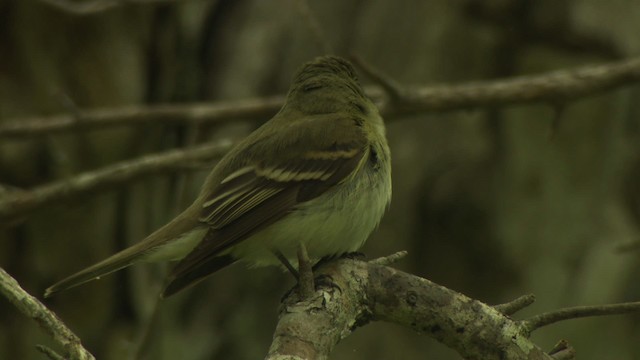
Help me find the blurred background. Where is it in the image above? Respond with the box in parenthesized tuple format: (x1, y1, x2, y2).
(1, 0, 640, 359)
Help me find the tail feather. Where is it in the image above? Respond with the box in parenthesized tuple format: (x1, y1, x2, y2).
(45, 204, 202, 298)
(44, 246, 145, 298)
(162, 254, 236, 298)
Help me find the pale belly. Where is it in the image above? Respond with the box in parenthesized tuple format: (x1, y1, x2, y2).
(145, 153, 391, 268)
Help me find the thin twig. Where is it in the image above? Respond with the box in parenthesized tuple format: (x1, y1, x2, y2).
(35, 345, 65, 360)
(548, 340, 576, 360)
(369, 251, 408, 266)
(0, 140, 233, 224)
(0, 268, 95, 360)
(524, 301, 640, 332)
(3, 57, 640, 138)
(0, 96, 284, 138)
(550, 348, 576, 360)
(387, 56, 640, 115)
(493, 294, 536, 315)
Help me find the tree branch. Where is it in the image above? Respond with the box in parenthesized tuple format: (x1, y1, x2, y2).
(377, 56, 640, 115)
(36, 345, 66, 360)
(0, 140, 232, 224)
(267, 258, 555, 360)
(0, 97, 284, 138)
(0, 268, 95, 360)
(523, 301, 640, 332)
(547, 340, 576, 360)
(369, 250, 408, 266)
(2, 57, 640, 138)
(494, 294, 537, 315)
(269, 258, 640, 359)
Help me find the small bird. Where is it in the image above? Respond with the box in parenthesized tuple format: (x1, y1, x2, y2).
(45, 55, 391, 298)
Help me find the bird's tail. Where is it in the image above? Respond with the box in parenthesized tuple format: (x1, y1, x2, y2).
(44, 204, 202, 298)
(44, 245, 145, 298)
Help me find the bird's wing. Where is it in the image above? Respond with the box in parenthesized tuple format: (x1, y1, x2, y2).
(163, 115, 369, 296)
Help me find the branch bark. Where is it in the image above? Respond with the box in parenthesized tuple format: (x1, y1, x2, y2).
(0, 268, 95, 360)
(494, 294, 537, 315)
(2, 58, 639, 223)
(0, 97, 284, 138)
(523, 301, 640, 332)
(0, 140, 232, 224)
(267, 258, 554, 360)
(377, 56, 640, 115)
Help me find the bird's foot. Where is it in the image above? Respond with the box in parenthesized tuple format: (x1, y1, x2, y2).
(296, 243, 315, 300)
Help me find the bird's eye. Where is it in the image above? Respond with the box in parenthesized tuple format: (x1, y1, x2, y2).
(303, 82, 323, 92)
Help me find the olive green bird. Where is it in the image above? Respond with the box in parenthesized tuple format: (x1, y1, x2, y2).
(45, 55, 391, 298)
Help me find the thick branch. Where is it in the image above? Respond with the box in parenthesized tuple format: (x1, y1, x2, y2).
(0, 268, 95, 360)
(267, 258, 553, 360)
(0, 140, 232, 224)
(3, 57, 640, 138)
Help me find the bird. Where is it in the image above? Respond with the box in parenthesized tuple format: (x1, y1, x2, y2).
(45, 55, 391, 298)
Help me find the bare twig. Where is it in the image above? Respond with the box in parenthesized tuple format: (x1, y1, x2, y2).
(523, 301, 640, 332)
(3, 57, 640, 138)
(548, 340, 576, 360)
(369, 250, 408, 266)
(494, 294, 537, 315)
(0, 97, 284, 138)
(0, 268, 95, 360)
(381, 56, 640, 115)
(35, 345, 65, 360)
(0, 140, 233, 224)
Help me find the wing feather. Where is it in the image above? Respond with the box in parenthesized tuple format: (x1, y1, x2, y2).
(164, 115, 370, 294)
